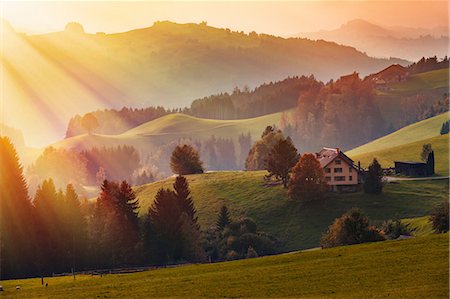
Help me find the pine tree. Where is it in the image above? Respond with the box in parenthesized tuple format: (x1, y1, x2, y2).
(363, 158, 383, 194)
(216, 205, 231, 230)
(0, 137, 36, 278)
(288, 153, 326, 203)
(266, 137, 299, 188)
(173, 176, 199, 229)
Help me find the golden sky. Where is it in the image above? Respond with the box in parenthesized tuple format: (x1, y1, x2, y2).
(3, 1, 449, 36)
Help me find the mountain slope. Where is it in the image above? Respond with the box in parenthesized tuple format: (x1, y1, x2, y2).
(134, 171, 448, 251)
(347, 112, 449, 156)
(299, 19, 449, 61)
(4, 20, 405, 145)
(2, 234, 447, 298)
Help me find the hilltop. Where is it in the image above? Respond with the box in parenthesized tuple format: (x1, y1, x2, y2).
(2, 233, 447, 298)
(347, 112, 449, 174)
(134, 171, 448, 251)
(4, 20, 405, 145)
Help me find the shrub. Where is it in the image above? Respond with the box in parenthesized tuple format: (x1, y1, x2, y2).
(246, 246, 258, 258)
(430, 201, 449, 233)
(381, 219, 413, 239)
(320, 208, 384, 248)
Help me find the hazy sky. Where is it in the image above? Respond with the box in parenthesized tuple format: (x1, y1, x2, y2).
(2, 1, 449, 37)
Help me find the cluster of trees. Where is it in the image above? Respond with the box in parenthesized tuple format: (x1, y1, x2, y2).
(321, 202, 449, 249)
(407, 56, 449, 75)
(440, 120, 449, 135)
(65, 106, 168, 137)
(187, 76, 318, 119)
(292, 73, 386, 152)
(1, 138, 277, 279)
(28, 145, 148, 193)
(399, 93, 449, 128)
(204, 206, 279, 261)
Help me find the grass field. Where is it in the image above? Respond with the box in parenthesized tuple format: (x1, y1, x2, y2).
(403, 216, 434, 237)
(388, 69, 450, 94)
(349, 134, 449, 175)
(134, 171, 449, 251)
(347, 112, 449, 157)
(1, 234, 447, 298)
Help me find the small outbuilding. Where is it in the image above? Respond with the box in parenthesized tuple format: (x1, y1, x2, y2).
(394, 151, 435, 177)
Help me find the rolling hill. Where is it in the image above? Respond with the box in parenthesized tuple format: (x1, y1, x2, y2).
(133, 171, 448, 251)
(4, 20, 405, 146)
(2, 233, 447, 298)
(347, 112, 449, 174)
(51, 111, 288, 152)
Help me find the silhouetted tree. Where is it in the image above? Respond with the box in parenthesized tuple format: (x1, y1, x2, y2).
(170, 144, 204, 175)
(216, 205, 232, 230)
(320, 208, 384, 248)
(430, 201, 449, 233)
(81, 113, 99, 135)
(288, 153, 326, 203)
(363, 158, 383, 194)
(0, 137, 36, 279)
(173, 176, 199, 229)
(420, 143, 433, 162)
(266, 137, 299, 187)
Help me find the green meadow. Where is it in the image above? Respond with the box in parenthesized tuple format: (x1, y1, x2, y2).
(1, 234, 447, 298)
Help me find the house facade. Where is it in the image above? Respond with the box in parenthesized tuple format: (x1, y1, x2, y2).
(316, 147, 360, 192)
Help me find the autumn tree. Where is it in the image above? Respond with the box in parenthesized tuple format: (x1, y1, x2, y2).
(288, 153, 326, 203)
(216, 205, 232, 230)
(245, 126, 285, 170)
(0, 137, 36, 278)
(266, 136, 299, 187)
(363, 158, 383, 194)
(81, 113, 99, 135)
(170, 144, 204, 175)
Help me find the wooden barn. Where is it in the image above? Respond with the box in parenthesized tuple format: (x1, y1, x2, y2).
(394, 151, 435, 177)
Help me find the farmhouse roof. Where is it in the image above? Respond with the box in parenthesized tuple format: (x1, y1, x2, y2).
(316, 147, 356, 169)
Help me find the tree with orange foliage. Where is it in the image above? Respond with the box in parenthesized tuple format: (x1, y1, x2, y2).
(288, 153, 326, 203)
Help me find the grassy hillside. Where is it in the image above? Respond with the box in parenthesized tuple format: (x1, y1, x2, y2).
(375, 69, 449, 127)
(2, 234, 448, 298)
(134, 171, 448, 251)
(349, 134, 449, 175)
(52, 111, 287, 152)
(403, 216, 435, 237)
(347, 112, 449, 156)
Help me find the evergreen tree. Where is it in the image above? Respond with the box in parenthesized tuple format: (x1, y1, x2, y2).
(288, 153, 326, 203)
(216, 205, 232, 230)
(170, 144, 204, 175)
(266, 137, 299, 188)
(0, 137, 36, 279)
(363, 158, 383, 194)
(173, 176, 199, 228)
(420, 143, 433, 162)
(440, 121, 449, 135)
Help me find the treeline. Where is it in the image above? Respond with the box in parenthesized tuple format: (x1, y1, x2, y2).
(1, 137, 279, 280)
(27, 145, 154, 195)
(65, 106, 169, 137)
(407, 56, 449, 75)
(289, 73, 386, 151)
(187, 76, 318, 119)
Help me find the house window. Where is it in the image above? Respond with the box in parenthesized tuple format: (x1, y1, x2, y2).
(349, 167, 353, 173)
(335, 159, 341, 165)
(335, 176, 345, 181)
(325, 176, 331, 182)
(324, 168, 331, 173)
(349, 176, 353, 181)
(334, 168, 343, 173)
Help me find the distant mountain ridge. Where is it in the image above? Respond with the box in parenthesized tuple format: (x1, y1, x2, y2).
(298, 19, 449, 61)
(4, 20, 406, 146)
